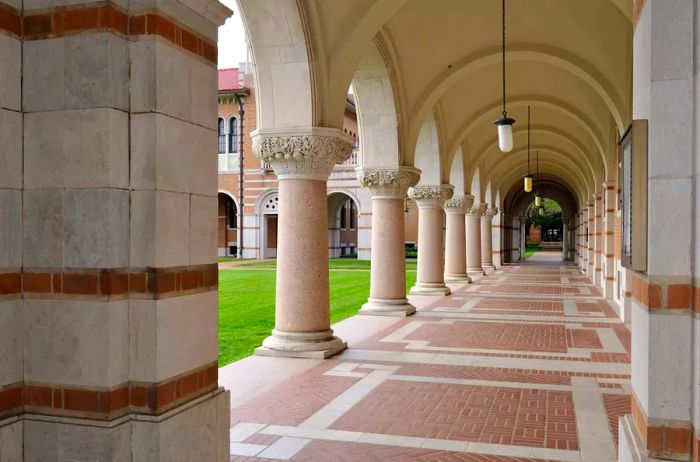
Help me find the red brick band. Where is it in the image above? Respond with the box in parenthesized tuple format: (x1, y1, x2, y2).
(0, 3, 216, 64)
(0, 264, 217, 300)
(631, 393, 693, 458)
(0, 362, 217, 421)
(0, 3, 21, 37)
(631, 272, 692, 312)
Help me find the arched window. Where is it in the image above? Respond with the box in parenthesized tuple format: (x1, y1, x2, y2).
(218, 118, 226, 153)
(228, 117, 238, 153)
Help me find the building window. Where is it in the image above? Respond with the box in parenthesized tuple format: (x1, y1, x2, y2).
(218, 118, 226, 153)
(228, 117, 238, 153)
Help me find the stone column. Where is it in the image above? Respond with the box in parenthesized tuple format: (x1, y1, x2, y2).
(602, 183, 615, 298)
(491, 210, 503, 268)
(409, 185, 453, 295)
(593, 193, 603, 286)
(466, 203, 488, 274)
(562, 217, 569, 260)
(252, 128, 352, 358)
(582, 205, 591, 275)
(356, 167, 420, 315)
(444, 195, 474, 281)
(579, 211, 586, 266)
(519, 216, 528, 261)
(481, 207, 497, 271)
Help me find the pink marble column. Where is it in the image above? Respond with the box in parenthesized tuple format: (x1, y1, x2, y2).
(409, 185, 453, 295)
(444, 195, 474, 281)
(252, 127, 352, 358)
(481, 206, 497, 271)
(357, 167, 420, 316)
(466, 203, 487, 275)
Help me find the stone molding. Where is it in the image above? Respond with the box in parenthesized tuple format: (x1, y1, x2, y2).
(408, 184, 454, 207)
(251, 127, 353, 180)
(465, 202, 488, 217)
(355, 166, 420, 198)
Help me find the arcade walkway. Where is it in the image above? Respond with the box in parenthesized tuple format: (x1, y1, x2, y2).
(228, 252, 630, 461)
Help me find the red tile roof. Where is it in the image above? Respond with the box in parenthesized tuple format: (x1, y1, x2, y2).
(219, 68, 242, 91)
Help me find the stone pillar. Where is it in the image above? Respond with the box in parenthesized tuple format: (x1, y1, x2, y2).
(602, 183, 616, 298)
(408, 185, 453, 295)
(356, 167, 420, 315)
(491, 210, 503, 268)
(578, 211, 587, 269)
(586, 203, 595, 276)
(253, 128, 352, 358)
(0, 0, 233, 459)
(444, 195, 474, 281)
(481, 207, 497, 271)
(519, 216, 528, 261)
(593, 193, 603, 286)
(466, 203, 488, 274)
(561, 217, 569, 260)
(618, 2, 697, 460)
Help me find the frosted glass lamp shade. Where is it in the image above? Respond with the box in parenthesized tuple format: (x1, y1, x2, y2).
(494, 117, 515, 153)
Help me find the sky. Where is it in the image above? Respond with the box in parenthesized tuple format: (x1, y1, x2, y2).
(217, 0, 249, 69)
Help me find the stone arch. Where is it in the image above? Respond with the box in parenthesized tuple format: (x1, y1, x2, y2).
(470, 166, 482, 205)
(351, 39, 402, 167)
(236, 0, 314, 129)
(413, 112, 443, 184)
(448, 147, 466, 196)
(407, 45, 626, 155)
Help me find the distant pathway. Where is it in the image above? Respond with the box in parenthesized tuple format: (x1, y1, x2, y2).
(229, 253, 630, 462)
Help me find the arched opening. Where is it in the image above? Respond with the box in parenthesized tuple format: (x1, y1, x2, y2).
(525, 197, 564, 258)
(327, 192, 359, 259)
(218, 192, 238, 257)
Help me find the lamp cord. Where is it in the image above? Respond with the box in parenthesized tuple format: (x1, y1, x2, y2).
(501, 0, 507, 118)
(527, 105, 530, 173)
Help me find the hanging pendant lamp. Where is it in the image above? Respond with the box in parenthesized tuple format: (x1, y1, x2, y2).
(523, 106, 533, 192)
(495, 0, 515, 152)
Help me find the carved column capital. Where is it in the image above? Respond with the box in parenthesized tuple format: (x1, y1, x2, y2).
(481, 206, 499, 221)
(356, 166, 421, 198)
(408, 184, 454, 208)
(443, 194, 474, 214)
(251, 127, 352, 180)
(465, 202, 488, 218)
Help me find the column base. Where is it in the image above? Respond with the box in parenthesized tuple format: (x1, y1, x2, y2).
(467, 267, 486, 276)
(482, 264, 495, 273)
(359, 298, 416, 316)
(409, 282, 451, 296)
(444, 273, 472, 282)
(255, 329, 347, 359)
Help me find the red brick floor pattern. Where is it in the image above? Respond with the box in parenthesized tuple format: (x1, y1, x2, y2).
(566, 329, 602, 349)
(332, 381, 578, 450)
(474, 286, 581, 295)
(405, 322, 569, 353)
(231, 440, 561, 462)
(230, 360, 356, 426)
(397, 363, 572, 385)
(602, 394, 631, 449)
(472, 300, 564, 312)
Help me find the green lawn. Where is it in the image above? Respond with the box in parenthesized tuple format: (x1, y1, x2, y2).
(218, 260, 417, 365)
(524, 244, 540, 260)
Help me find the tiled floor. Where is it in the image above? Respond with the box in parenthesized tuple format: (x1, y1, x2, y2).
(229, 252, 630, 461)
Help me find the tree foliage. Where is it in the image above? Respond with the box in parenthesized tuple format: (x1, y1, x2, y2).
(527, 198, 562, 228)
